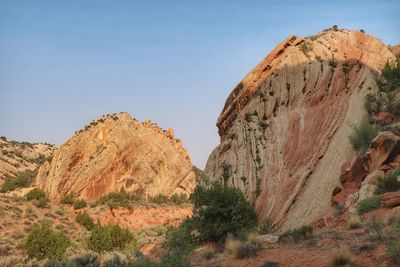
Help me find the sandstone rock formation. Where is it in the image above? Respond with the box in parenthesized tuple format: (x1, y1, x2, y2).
(204, 28, 396, 229)
(36, 113, 196, 202)
(0, 137, 55, 182)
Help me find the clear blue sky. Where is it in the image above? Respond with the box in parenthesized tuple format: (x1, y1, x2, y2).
(1, 0, 399, 168)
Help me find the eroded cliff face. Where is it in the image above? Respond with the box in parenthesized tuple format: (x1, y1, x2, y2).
(36, 112, 196, 202)
(204, 29, 395, 229)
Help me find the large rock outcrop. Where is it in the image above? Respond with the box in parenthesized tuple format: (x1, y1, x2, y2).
(36, 113, 196, 202)
(0, 137, 55, 182)
(204, 29, 396, 229)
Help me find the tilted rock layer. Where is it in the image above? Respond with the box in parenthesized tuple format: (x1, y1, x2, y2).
(204, 29, 396, 229)
(36, 113, 196, 202)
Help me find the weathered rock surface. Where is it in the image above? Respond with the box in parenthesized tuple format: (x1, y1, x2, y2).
(204, 29, 395, 229)
(0, 137, 55, 182)
(36, 113, 196, 202)
(381, 192, 400, 208)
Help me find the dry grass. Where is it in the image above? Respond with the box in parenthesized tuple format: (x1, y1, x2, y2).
(224, 237, 241, 255)
(199, 243, 216, 260)
(347, 214, 363, 229)
(247, 232, 264, 248)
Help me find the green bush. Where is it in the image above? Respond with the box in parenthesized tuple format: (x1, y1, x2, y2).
(378, 55, 400, 92)
(357, 196, 381, 214)
(95, 188, 140, 209)
(87, 223, 134, 252)
(26, 222, 71, 260)
(376, 168, 400, 194)
(278, 225, 313, 243)
(61, 193, 76, 205)
(73, 199, 87, 209)
(349, 120, 379, 154)
(26, 188, 48, 208)
(387, 243, 400, 265)
(163, 221, 195, 255)
(188, 182, 257, 243)
(26, 188, 46, 201)
(76, 211, 94, 230)
(1, 169, 38, 192)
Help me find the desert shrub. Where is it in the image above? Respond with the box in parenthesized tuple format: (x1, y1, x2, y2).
(73, 199, 87, 209)
(163, 221, 195, 255)
(169, 193, 189, 204)
(95, 188, 139, 208)
(26, 222, 71, 260)
(44, 254, 99, 267)
(387, 243, 400, 265)
(258, 218, 273, 234)
(328, 251, 355, 267)
(376, 168, 400, 194)
(26, 188, 46, 201)
(245, 112, 253, 122)
(299, 43, 311, 55)
(364, 218, 384, 241)
(188, 182, 257, 243)
(1, 169, 38, 192)
(357, 196, 381, 214)
(347, 214, 363, 229)
(378, 54, 400, 92)
(159, 251, 192, 267)
(61, 193, 76, 205)
(103, 254, 130, 267)
(87, 223, 134, 252)
(76, 212, 94, 230)
(26, 188, 48, 208)
(278, 225, 313, 243)
(349, 120, 378, 154)
(236, 242, 260, 259)
(151, 194, 169, 204)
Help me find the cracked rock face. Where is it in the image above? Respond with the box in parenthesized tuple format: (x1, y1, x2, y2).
(204, 29, 395, 229)
(36, 112, 196, 202)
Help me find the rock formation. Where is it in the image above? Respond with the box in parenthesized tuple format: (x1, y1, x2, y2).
(0, 137, 55, 182)
(204, 28, 396, 229)
(36, 112, 196, 202)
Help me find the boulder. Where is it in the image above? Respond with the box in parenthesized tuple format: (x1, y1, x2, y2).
(366, 131, 400, 172)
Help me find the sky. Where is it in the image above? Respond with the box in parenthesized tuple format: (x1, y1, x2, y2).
(0, 0, 399, 169)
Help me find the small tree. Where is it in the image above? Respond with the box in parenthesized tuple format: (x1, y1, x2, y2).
(26, 222, 70, 260)
(349, 120, 378, 154)
(189, 182, 257, 242)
